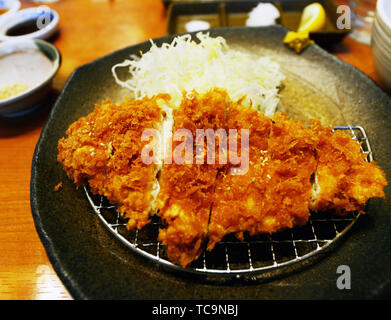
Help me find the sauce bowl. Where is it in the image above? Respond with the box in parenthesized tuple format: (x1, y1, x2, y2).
(0, 39, 61, 117)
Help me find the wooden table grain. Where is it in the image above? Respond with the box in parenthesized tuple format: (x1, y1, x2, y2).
(0, 0, 387, 300)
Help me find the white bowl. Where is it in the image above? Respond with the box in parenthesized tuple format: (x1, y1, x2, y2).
(373, 52, 391, 90)
(0, 39, 61, 117)
(372, 23, 391, 60)
(0, 6, 59, 41)
(375, 10, 391, 39)
(376, 0, 391, 34)
(372, 0, 391, 91)
(373, 42, 391, 85)
(374, 52, 391, 73)
(373, 47, 391, 73)
(372, 15, 391, 48)
(371, 23, 391, 55)
(0, 0, 20, 25)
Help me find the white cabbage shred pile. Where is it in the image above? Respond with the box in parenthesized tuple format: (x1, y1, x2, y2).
(112, 32, 285, 116)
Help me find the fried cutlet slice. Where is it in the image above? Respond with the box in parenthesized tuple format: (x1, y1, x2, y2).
(156, 89, 229, 267)
(310, 121, 387, 214)
(207, 112, 319, 251)
(58, 95, 171, 229)
(208, 111, 387, 252)
(264, 113, 319, 225)
(57, 99, 115, 195)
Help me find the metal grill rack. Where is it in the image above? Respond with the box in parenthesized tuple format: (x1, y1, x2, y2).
(84, 126, 372, 279)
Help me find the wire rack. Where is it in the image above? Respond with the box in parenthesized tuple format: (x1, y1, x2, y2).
(84, 126, 372, 279)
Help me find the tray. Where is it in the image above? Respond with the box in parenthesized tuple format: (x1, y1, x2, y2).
(166, 0, 350, 46)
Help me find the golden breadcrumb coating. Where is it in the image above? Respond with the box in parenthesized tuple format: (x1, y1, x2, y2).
(58, 95, 170, 229)
(156, 89, 228, 267)
(208, 112, 318, 251)
(58, 88, 387, 268)
(309, 120, 387, 213)
(57, 99, 115, 194)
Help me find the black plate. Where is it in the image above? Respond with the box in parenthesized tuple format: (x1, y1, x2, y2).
(31, 25, 391, 299)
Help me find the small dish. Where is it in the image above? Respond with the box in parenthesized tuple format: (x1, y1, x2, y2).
(0, 39, 61, 117)
(0, 0, 21, 25)
(0, 6, 59, 41)
(371, 0, 391, 92)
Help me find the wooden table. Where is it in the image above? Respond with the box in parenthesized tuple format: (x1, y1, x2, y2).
(0, 0, 386, 300)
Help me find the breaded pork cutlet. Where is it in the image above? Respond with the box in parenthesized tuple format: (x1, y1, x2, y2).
(208, 108, 387, 252)
(156, 89, 229, 267)
(58, 95, 170, 229)
(208, 111, 319, 251)
(309, 120, 387, 214)
(58, 88, 387, 268)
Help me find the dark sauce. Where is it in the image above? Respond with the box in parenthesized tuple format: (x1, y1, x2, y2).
(6, 19, 40, 36)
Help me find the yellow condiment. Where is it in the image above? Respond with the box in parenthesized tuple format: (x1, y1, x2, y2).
(283, 2, 327, 53)
(283, 31, 314, 53)
(0, 49, 53, 101)
(297, 2, 326, 33)
(0, 83, 30, 100)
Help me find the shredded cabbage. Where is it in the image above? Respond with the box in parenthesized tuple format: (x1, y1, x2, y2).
(112, 32, 285, 116)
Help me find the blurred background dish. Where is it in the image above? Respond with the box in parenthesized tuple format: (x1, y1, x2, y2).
(0, 6, 59, 41)
(166, 0, 350, 47)
(349, 0, 377, 45)
(371, 0, 391, 91)
(245, 2, 280, 26)
(0, 0, 20, 25)
(0, 39, 61, 117)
